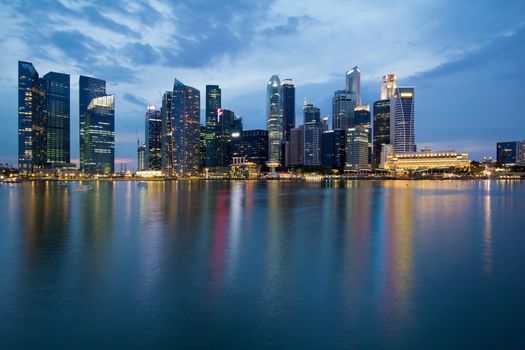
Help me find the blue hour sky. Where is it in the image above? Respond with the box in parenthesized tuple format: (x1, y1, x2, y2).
(0, 0, 524, 166)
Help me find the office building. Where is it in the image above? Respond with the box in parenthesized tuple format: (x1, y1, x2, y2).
(281, 79, 295, 142)
(289, 126, 304, 167)
(332, 90, 357, 130)
(346, 66, 361, 106)
(231, 129, 268, 166)
(216, 109, 243, 168)
(355, 105, 372, 164)
(321, 129, 346, 170)
(380, 74, 397, 100)
(18, 61, 47, 172)
(79, 75, 106, 170)
(83, 95, 115, 175)
(137, 143, 145, 171)
(145, 105, 162, 170)
(160, 91, 173, 173)
(345, 125, 369, 171)
(390, 87, 416, 153)
(43, 72, 70, 166)
(172, 79, 200, 175)
(205, 85, 221, 167)
(497, 141, 525, 167)
(304, 103, 322, 166)
(373, 99, 391, 168)
(267, 75, 282, 163)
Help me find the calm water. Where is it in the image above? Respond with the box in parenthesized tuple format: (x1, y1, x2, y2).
(0, 180, 524, 349)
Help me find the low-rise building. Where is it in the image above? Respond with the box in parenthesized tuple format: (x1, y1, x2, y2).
(384, 149, 469, 171)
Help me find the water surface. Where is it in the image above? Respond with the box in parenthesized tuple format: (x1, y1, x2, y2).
(1, 180, 524, 349)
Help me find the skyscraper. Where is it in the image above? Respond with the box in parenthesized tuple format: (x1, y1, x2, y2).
(83, 95, 115, 175)
(321, 129, 346, 170)
(346, 66, 361, 106)
(43, 72, 70, 166)
(354, 105, 372, 164)
(373, 99, 391, 168)
(380, 74, 397, 100)
(303, 103, 322, 166)
(160, 91, 173, 173)
(18, 61, 47, 173)
(205, 85, 221, 168)
(145, 105, 162, 170)
(497, 141, 525, 167)
(172, 79, 201, 175)
(216, 109, 243, 168)
(345, 125, 369, 171)
(231, 129, 268, 166)
(79, 76, 106, 170)
(289, 126, 304, 167)
(267, 75, 282, 163)
(390, 87, 416, 153)
(332, 91, 357, 130)
(281, 79, 295, 142)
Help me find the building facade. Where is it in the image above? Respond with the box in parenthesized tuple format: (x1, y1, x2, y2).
(216, 109, 243, 168)
(79, 75, 106, 171)
(267, 75, 282, 163)
(332, 90, 357, 130)
(160, 91, 173, 173)
(43, 72, 70, 166)
(321, 129, 346, 170)
(205, 85, 221, 168)
(380, 74, 397, 100)
(289, 126, 304, 167)
(281, 79, 295, 142)
(83, 95, 115, 175)
(345, 125, 369, 171)
(231, 129, 268, 166)
(497, 141, 525, 167)
(390, 87, 416, 153)
(18, 61, 47, 173)
(385, 150, 469, 171)
(145, 105, 162, 170)
(304, 103, 322, 166)
(373, 99, 391, 169)
(172, 79, 201, 175)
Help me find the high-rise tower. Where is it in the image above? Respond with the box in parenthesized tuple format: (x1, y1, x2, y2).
(79, 76, 106, 170)
(205, 85, 221, 168)
(390, 87, 416, 153)
(145, 105, 162, 170)
(380, 74, 397, 100)
(43, 72, 70, 166)
(281, 79, 295, 142)
(267, 75, 282, 163)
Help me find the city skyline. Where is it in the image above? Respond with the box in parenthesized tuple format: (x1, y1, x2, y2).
(1, 0, 525, 165)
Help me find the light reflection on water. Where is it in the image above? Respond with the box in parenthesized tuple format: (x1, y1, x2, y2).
(0, 180, 524, 349)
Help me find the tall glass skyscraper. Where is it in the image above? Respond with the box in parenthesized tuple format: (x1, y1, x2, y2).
(390, 87, 416, 153)
(160, 91, 173, 173)
(18, 61, 47, 173)
(373, 99, 391, 168)
(205, 85, 221, 168)
(346, 66, 361, 106)
(266, 75, 282, 163)
(172, 79, 201, 175)
(345, 126, 369, 171)
(380, 74, 397, 100)
(79, 76, 106, 170)
(43, 72, 70, 166)
(321, 129, 346, 170)
(281, 79, 295, 142)
(333, 66, 361, 130)
(83, 95, 115, 175)
(216, 109, 243, 168)
(145, 105, 162, 170)
(303, 102, 322, 166)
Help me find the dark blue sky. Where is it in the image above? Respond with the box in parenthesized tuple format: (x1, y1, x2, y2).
(0, 0, 524, 165)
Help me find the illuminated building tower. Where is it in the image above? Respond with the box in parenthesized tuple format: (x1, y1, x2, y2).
(137, 141, 145, 171)
(281, 79, 295, 142)
(231, 129, 268, 166)
(497, 141, 525, 167)
(289, 126, 304, 166)
(160, 91, 173, 173)
(216, 109, 243, 168)
(355, 105, 372, 164)
(205, 85, 221, 168)
(345, 125, 369, 171)
(373, 99, 391, 168)
(18, 61, 47, 173)
(84, 95, 115, 175)
(333, 66, 361, 130)
(200, 125, 207, 169)
(267, 75, 282, 163)
(303, 102, 322, 166)
(172, 79, 201, 175)
(79, 75, 106, 171)
(390, 87, 416, 153)
(380, 74, 397, 100)
(321, 129, 346, 170)
(43, 72, 70, 166)
(145, 105, 162, 170)
(346, 66, 361, 106)
(332, 91, 357, 130)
